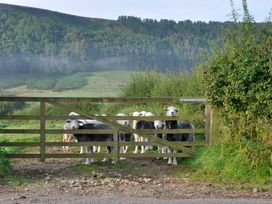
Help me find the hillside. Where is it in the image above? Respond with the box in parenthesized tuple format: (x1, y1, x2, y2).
(0, 3, 269, 75)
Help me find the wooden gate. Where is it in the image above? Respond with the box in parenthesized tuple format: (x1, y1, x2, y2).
(0, 97, 213, 162)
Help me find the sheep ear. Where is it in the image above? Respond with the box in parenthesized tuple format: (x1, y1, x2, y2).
(176, 108, 179, 112)
(165, 108, 168, 111)
(130, 113, 133, 116)
(66, 119, 71, 123)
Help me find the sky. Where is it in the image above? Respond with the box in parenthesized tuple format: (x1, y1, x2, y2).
(0, 0, 271, 22)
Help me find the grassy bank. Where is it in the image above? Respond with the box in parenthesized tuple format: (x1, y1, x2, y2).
(1, 70, 136, 97)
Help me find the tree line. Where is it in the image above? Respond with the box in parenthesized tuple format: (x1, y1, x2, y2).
(0, 3, 270, 76)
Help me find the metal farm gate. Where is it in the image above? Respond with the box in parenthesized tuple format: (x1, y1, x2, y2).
(0, 97, 214, 162)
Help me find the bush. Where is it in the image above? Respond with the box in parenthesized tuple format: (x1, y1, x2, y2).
(121, 70, 204, 98)
(198, 0, 272, 181)
(108, 70, 204, 115)
(121, 71, 161, 97)
(0, 148, 10, 178)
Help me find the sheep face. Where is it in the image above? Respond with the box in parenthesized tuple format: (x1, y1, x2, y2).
(154, 120, 164, 129)
(165, 106, 179, 116)
(66, 119, 83, 130)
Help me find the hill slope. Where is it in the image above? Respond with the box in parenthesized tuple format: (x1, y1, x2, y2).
(0, 3, 268, 75)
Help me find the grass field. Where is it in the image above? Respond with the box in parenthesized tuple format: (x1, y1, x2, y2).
(0, 70, 137, 154)
(1, 71, 136, 97)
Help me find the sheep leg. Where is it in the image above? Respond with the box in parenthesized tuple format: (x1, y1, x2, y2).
(119, 145, 126, 160)
(133, 134, 139, 154)
(144, 138, 151, 151)
(140, 136, 146, 154)
(162, 147, 168, 159)
(62, 134, 67, 151)
(109, 146, 117, 164)
(172, 150, 178, 165)
(146, 138, 153, 150)
(80, 146, 84, 154)
(162, 134, 168, 159)
(167, 147, 172, 165)
(63, 134, 72, 151)
(85, 146, 94, 164)
(102, 146, 111, 163)
(120, 147, 128, 160)
(156, 145, 161, 159)
(123, 145, 128, 154)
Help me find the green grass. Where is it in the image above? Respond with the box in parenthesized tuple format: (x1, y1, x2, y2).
(185, 144, 272, 186)
(0, 75, 27, 89)
(2, 70, 137, 97)
(0, 147, 11, 178)
(26, 77, 58, 90)
(54, 73, 88, 90)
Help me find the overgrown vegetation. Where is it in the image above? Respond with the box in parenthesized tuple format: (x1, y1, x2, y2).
(0, 101, 28, 115)
(0, 122, 11, 179)
(0, 147, 10, 179)
(194, 0, 272, 182)
(104, 70, 204, 116)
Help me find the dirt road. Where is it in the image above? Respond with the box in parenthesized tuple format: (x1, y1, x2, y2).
(0, 158, 271, 204)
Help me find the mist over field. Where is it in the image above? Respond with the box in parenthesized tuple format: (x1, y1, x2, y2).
(0, 3, 223, 76)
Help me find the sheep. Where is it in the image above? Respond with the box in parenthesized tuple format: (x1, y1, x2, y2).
(154, 120, 167, 158)
(72, 121, 114, 164)
(115, 113, 131, 160)
(63, 112, 85, 153)
(163, 106, 195, 165)
(131, 111, 141, 153)
(64, 112, 103, 154)
(62, 121, 75, 151)
(135, 111, 155, 153)
(66, 116, 131, 164)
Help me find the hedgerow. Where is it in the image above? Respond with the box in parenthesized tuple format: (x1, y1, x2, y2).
(198, 0, 272, 181)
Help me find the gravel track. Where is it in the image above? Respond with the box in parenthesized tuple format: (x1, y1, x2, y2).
(0, 158, 271, 204)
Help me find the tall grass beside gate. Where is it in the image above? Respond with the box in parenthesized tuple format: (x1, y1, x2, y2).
(183, 114, 271, 183)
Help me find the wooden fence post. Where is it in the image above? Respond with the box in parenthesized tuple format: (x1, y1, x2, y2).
(40, 100, 46, 162)
(205, 104, 212, 145)
(113, 128, 119, 162)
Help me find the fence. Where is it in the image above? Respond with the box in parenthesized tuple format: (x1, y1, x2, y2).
(0, 97, 214, 162)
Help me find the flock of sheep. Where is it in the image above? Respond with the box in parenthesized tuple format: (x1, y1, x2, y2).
(63, 106, 195, 165)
